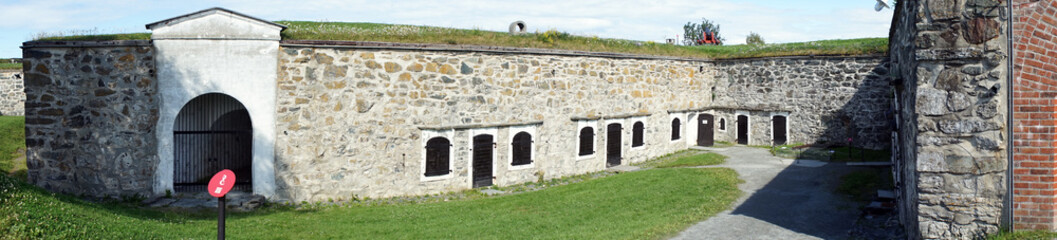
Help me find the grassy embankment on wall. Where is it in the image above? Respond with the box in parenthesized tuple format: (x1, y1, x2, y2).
(34, 21, 887, 60)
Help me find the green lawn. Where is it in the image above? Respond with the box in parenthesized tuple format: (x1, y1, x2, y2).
(835, 168, 894, 203)
(0, 116, 25, 180)
(32, 20, 887, 60)
(0, 165, 741, 239)
(633, 150, 727, 169)
(828, 146, 890, 162)
(0, 63, 19, 70)
(987, 230, 1057, 240)
(655, 153, 727, 168)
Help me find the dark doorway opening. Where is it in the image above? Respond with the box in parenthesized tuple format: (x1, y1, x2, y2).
(698, 114, 714, 147)
(737, 115, 749, 145)
(773, 115, 788, 145)
(173, 93, 253, 193)
(606, 123, 622, 167)
(632, 122, 644, 147)
(472, 135, 494, 188)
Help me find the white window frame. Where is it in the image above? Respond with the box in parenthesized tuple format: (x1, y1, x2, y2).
(669, 113, 685, 143)
(420, 129, 454, 182)
(467, 128, 499, 187)
(629, 116, 647, 150)
(735, 111, 751, 145)
(507, 125, 536, 170)
(576, 120, 598, 160)
(770, 112, 791, 145)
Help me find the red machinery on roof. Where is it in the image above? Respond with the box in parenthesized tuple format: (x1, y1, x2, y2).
(697, 27, 721, 45)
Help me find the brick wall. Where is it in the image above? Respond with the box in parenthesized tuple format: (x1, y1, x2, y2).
(1012, 0, 1057, 231)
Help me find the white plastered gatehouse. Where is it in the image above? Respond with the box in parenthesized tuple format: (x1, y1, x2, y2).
(149, 8, 284, 197)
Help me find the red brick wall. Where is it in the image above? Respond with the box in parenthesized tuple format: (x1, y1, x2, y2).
(1012, 0, 1057, 231)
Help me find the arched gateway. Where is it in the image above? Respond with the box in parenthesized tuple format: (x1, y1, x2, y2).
(172, 93, 253, 193)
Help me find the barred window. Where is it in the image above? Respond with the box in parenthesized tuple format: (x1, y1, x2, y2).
(579, 127, 595, 156)
(511, 132, 533, 166)
(632, 121, 645, 147)
(424, 137, 451, 176)
(671, 118, 681, 140)
(719, 118, 726, 130)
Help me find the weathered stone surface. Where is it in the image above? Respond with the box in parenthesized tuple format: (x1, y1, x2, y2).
(275, 47, 717, 202)
(891, 0, 1009, 237)
(946, 91, 971, 112)
(460, 62, 473, 74)
(918, 147, 1004, 174)
(935, 68, 965, 91)
(712, 57, 892, 149)
(918, 87, 948, 116)
(976, 99, 997, 119)
(0, 72, 24, 116)
(937, 119, 1000, 134)
(927, 0, 963, 20)
(964, 18, 1000, 44)
(21, 46, 158, 199)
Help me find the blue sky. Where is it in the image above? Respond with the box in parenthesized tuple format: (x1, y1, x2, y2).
(0, 0, 893, 58)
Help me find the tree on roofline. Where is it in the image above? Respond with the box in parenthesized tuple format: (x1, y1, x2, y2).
(683, 18, 724, 46)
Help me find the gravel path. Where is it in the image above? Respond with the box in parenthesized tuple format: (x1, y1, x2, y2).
(672, 146, 881, 240)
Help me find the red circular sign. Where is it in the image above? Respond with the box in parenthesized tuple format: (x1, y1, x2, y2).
(207, 169, 236, 198)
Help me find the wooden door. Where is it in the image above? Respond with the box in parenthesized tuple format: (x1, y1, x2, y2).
(697, 114, 714, 147)
(472, 135, 494, 188)
(606, 123, 622, 167)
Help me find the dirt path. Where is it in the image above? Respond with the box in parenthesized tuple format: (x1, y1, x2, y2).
(671, 146, 882, 240)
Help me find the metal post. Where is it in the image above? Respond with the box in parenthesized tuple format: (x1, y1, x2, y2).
(218, 196, 226, 240)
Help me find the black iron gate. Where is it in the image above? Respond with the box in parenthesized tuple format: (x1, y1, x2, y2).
(698, 114, 714, 147)
(472, 135, 494, 188)
(737, 115, 749, 145)
(173, 94, 253, 193)
(773, 115, 788, 145)
(606, 123, 622, 167)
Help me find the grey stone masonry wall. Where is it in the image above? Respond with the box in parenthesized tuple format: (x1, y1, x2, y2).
(712, 56, 893, 149)
(21, 42, 160, 198)
(0, 70, 24, 116)
(891, 0, 1011, 239)
(273, 46, 715, 202)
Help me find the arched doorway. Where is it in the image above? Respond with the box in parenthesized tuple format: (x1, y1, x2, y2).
(173, 93, 253, 193)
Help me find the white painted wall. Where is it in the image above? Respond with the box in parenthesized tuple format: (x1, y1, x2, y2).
(151, 10, 282, 197)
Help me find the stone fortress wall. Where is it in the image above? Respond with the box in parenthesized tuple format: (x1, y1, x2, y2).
(20, 43, 159, 197)
(20, 42, 896, 202)
(18, 9, 893, 205)
(711, 56, 892, 149)
(0, 70, 24, 116)
(273, 45, 714, 201)
(890, 0, 1011, 238)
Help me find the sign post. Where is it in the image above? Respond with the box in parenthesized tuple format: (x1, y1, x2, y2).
(208, 169, 236, 240)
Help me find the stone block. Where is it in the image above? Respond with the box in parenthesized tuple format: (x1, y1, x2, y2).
(937, 119, 1000, 134)
(917, 87, 949, 116)
(926, 0, 964, 20)
(963, 17, 1000, 44)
